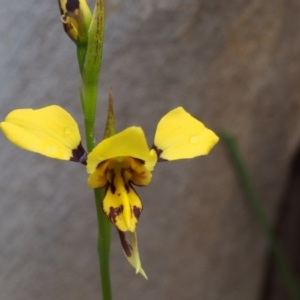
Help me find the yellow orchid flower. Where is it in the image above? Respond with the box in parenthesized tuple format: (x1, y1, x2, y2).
(0, 105, 219, 278)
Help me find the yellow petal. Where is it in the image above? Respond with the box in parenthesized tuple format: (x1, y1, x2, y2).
(87, 127, 156, 174)
(0, 105, 84, 161)
(127, 157, 152, 186)
(153, 107, 219, 161)
(87, 161, 109, 188)
(102, 169, 142, 232)
(118, 230, 148, 279)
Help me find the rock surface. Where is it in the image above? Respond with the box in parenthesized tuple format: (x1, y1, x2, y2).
(0, 0, 299, 299)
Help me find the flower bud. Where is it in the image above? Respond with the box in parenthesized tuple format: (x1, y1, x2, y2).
(58, 0, 92, 44)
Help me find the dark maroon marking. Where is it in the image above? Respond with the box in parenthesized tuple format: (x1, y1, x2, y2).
(121, 169, 130, 193)
(106, 170, 116, 194)
(133, 206, 141, 219)
(66, 0, 79, 11)
(130, 186, 143, 218)
(118, 230, 132, 257)
(70, 142, 87, 165)
(107, 205, 123, 224)
(109, 173, 116, 194)
(151, 144, 168, 162)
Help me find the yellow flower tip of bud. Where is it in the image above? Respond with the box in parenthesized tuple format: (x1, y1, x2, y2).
(58, 0, 92, 44)
(60, 13, 79, 41)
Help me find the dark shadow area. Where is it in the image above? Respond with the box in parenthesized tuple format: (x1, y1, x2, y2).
(262, 144, 300, 300)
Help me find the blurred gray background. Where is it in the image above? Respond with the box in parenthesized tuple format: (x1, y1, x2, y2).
(0, 0, 300, 299)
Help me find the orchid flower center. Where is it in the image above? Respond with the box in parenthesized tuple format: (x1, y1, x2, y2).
(99, 157, 152, 232)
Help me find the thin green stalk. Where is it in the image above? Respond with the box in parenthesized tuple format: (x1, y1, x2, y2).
(77, 45, 87, 76)
(83, 84, 98, 149)
(79, 0, 111, 299)
(85, 111, 112, 300)
(94, 186, 112, 300)
(220, 130, 300, 300)
(58, 0, 111, 297)
(85, 117, 112, 300)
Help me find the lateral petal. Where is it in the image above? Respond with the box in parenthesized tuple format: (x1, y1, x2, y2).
(0, 105, 85, 162)
(153, 107, 219, 161)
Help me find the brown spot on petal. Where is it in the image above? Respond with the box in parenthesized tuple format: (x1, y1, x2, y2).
(133, 206, 141, 219)
(110, 183, 116, 194)
(108, 205, 123, 224)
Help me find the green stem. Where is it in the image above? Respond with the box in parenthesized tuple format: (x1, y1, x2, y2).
(220, 130, 300, 300)
(84, 84, 98, 150)
(94, 188, 112, 300)
(77, 44, 87, 76)
(85, 116, 112, 300)
(79, 0, 111, 298)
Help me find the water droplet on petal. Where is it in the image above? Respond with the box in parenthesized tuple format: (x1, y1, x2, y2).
(64, 127, 71, 135)
(190, 135, 199, 144)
